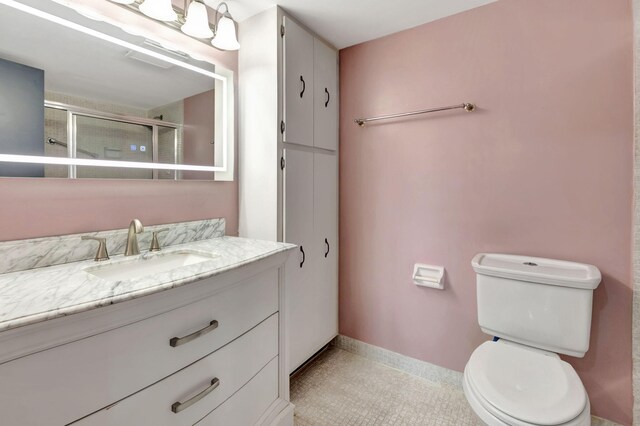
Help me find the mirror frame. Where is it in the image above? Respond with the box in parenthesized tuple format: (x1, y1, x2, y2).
(0, 0, 233, 179)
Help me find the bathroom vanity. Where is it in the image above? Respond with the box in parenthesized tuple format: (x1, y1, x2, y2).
(0, 219, 294, 425)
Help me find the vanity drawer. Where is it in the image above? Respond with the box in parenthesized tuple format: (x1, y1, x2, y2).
(0, 269, 278, 426)
(72, 314, 279, 425)
(195, 356, 279, 426)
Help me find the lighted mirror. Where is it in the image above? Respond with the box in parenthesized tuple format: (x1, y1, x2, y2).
(0, 0, 231, 180)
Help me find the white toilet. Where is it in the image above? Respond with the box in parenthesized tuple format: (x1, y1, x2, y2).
(464, 254, 601, 426)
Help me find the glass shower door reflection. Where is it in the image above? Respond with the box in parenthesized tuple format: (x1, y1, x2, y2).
(157, 125, 179, 180)
(75, 115, 154, 179)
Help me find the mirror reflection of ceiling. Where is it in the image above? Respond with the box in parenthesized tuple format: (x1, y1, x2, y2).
(0, 0, 215, 110)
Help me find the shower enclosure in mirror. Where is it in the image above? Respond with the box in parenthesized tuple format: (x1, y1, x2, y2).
(44, 100, 186, 180)
(0, 0, 230, 180)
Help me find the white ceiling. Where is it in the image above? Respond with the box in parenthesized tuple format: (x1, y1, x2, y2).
(209, 0, 497, 49)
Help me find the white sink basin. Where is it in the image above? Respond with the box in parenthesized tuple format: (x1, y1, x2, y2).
(85, 250, 218, 281)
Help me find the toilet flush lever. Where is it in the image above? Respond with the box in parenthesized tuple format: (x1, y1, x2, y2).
(149, 228, 170, 252)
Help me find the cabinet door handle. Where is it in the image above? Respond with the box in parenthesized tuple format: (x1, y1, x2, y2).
(300, 246, 305, 268)
(325, 238, 330, 258)
(324, 88, 330, 107)
(171, 378, 220, 413)
(169, 320, 219, 347)
(300, 75, 306, 98)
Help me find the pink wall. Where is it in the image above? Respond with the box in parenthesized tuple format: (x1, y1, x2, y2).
(0, 178, 238, 240)
(339, 0, 633, 423)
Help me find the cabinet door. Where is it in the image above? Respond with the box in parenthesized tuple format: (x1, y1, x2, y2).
(312, 152, 338, 351)
(283, 147, 315, 372)
(313, 39, 338, 151)
(282, 16, 314, 147)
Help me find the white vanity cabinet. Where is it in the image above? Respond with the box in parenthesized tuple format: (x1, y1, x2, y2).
(74, 315, 279, 425)
(240, 7, 339, 373)
(0, 252, 293, 426)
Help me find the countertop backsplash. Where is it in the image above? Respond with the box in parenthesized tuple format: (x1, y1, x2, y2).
(0, 218, 225, 274)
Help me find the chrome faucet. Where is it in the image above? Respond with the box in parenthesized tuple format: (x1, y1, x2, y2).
(125, 219, 144, 256)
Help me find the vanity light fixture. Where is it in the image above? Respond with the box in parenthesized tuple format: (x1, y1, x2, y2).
(110, 0, 240, 50)
(181, 0, 213, 38)
(181, 1, 239, 50)
(210, 2, 240, 51)
(139, 0, 178, 22)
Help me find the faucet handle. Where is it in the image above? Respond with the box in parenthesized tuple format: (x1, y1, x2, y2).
(81, 236, 110, 261)
(149, 228, 170, 252)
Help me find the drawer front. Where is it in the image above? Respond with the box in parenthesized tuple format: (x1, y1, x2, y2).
(73, 314, 279, 425)
(195, 356, 279, 426)
(0, 269, 278, 426)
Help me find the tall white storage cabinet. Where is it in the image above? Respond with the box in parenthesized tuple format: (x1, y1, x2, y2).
(239, 7, 339, 373)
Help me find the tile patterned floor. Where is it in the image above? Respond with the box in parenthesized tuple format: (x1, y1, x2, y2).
(290, 347, 482, 426)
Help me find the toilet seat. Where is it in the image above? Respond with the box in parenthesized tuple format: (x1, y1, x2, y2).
(464, 341, 589, 426)
(463, 370, 591, 426)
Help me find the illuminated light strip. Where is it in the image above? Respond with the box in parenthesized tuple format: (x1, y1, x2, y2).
(221, 76, 228, 172)
(0, 154, 219, 172)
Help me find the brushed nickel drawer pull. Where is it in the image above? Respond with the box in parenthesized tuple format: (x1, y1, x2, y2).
(169, 320, 219, 347)
(171, 377, 220, 413)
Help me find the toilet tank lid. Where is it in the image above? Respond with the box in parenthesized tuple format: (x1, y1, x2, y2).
(471, 253, 601, 290)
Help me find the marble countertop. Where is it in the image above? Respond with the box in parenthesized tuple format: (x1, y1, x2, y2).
(0, 237, 294, 333)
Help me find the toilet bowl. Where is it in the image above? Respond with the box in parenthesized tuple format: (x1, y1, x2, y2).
(463, 340, 590, 426)
(466, 254, 601, 426)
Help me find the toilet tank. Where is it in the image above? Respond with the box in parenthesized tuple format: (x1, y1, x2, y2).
(471, 254, 601, 358)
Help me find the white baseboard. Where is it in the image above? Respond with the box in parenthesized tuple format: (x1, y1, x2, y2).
(332, 335, 462, 388)
(590, 416, 622, 426)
